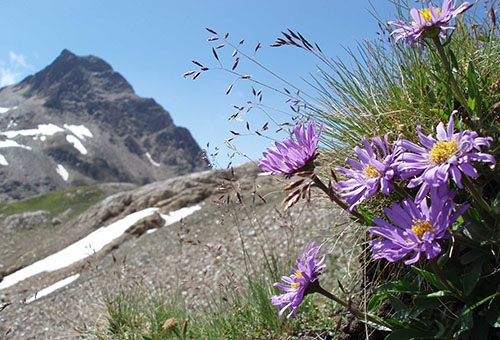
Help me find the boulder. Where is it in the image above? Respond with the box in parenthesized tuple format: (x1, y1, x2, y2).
(3, 210, 51, 231)
(127, 212, 164, 237)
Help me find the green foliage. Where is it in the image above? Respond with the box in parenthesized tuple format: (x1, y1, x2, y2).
(295, 1, 500, 339)
(79, 257, 339, 340)
(302, 3, 500, 169)
(0, 186, 103, 222)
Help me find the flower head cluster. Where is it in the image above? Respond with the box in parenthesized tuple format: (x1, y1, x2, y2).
(396, 112, 496, 202)
(271, 242, 326, 318)
(258, 121, 322, 175)
(336, 135, 398, 211)
(389, 0, 473, 44)
(369, 188, 468, 264)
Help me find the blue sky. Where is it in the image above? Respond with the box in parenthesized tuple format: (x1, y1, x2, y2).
(0, 0, 400, 167)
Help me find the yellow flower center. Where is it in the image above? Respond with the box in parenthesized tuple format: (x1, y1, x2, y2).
(364, 165, 381, 178)
(411, 219, 433, 239)
(294, 270, 304, 279)
(429, 139, 458, 164)
(290, 270, 304, 289)
(419, 7, 441, 22)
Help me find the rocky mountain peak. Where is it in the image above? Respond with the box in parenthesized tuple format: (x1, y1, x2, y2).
(0, 49, 209, 201)
(20, 49, 133, 101)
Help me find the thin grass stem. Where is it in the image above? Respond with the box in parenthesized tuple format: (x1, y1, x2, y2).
(311, 174, 368, 224)
(431, 36, 471, 116)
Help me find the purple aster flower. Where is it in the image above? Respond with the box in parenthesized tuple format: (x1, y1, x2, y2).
(396, 112, 496, 202)
(271, 242, 327, 318)
(369, 188, 469, 265)
(258, 121, 322, 175)
(389, 0, 473, 44)
(336, 135, 399, 211)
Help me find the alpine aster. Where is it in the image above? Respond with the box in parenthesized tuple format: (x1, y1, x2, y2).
(336, 135, 398, 211)
(389, 0, 473, 44)
(369, 188, 468, 264)
(396, 112, 495, 202)
(271, 242, 327, 318)
(258, 121, 322, 175)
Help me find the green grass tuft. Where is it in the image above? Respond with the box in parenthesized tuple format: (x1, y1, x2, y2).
(78, 256, 342, 340)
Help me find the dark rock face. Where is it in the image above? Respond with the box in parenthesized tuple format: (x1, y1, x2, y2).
(0, 49, 209, 201)
(23, 49, 133, 99)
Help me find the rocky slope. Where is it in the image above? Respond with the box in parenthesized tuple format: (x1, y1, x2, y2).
(0, 163, 352, 339)
(0, 49, 208, 202)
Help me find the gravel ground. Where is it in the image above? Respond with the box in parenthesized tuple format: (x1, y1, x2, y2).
(0, 166, 354, 339)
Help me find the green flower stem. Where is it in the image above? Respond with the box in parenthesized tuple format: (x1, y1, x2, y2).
(393, 181, 412, 199)
(431, 36, 471, 116)
(311, 175, 368, 224)
(430, 258, 468, 303)
(308, 281, 392, 330)
(454, 234, 482, 249)
(462, 175, 499, 220)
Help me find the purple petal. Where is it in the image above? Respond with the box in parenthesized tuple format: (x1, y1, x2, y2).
(436, 121, 447, 141)
(458, 162, 478, 178)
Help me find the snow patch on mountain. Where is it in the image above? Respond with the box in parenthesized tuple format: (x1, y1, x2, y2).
(0, 204, 201, 290)
(66, 135, 88, 155)
(145, 152, 160, 167)
(0, 123, 94, 157)
(63, 124, 93, 140)
(0, 207, 159, 290)
(26, 274, 80, 304)
(0, 154, 8, 166)
(0, 106, 16, 114)
(56, 164, 69, 181)
(0, 123, 93, 156)
(0, 139, 31, 150)
(1, 124, 64, 139)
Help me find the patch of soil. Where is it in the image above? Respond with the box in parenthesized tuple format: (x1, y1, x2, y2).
(337, 316, 388, 340)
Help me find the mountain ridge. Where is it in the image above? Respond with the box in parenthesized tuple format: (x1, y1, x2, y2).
(0, 49, 209, 201)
